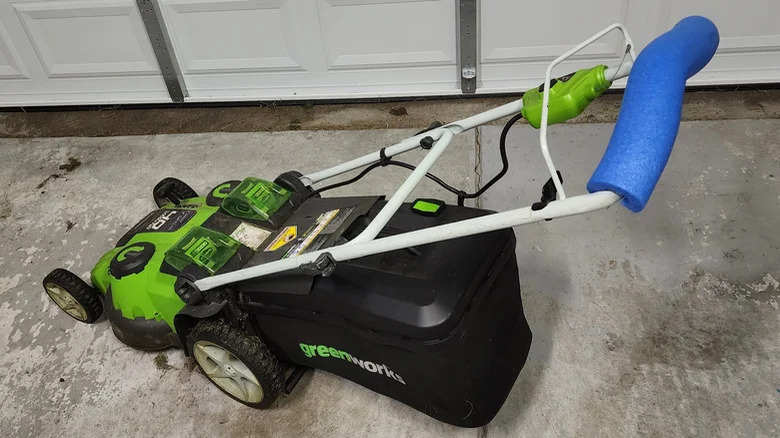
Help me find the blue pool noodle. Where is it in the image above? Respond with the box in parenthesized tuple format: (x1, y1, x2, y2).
(587, 16, 719, 212)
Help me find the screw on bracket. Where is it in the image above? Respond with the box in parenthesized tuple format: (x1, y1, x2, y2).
(299, 253, 337, 277)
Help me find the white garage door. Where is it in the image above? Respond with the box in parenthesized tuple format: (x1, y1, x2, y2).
(479, 0, 780, 92)
(158, 0, 459, 101)
(0, 0, 777, 106)
(0, 0, 170, 105)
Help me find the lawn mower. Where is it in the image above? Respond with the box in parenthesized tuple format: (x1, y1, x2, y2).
(42, 17, 718, 427)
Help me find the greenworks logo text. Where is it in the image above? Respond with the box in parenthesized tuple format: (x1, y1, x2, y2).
(299, 343, 405, 385)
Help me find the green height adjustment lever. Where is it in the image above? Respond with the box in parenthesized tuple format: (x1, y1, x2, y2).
(521, 65, 612, 129)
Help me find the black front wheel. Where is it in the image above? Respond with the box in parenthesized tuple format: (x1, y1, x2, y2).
(42, 269, 103, 323)
(188, 320, 285, 409)
(153, 177, 199, 207)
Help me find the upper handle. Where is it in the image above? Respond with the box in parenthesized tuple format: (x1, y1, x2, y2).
(586, 16, 719, 212)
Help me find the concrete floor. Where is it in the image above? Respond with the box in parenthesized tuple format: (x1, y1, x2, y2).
(0, 119, 778, 437)
(480, 121, 779, 437)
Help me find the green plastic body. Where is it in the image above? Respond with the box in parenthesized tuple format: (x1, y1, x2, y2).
(165, 226, 240, 275)
(521, 65, 611, 128)
(90, 196, 222, 331)
(221, 177, 291, 221)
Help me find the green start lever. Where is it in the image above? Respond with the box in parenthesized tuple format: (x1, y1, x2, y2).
(521, 65, 611, 128)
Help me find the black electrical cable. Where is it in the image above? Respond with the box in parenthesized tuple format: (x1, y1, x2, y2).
(308, 113, 524, 202)
(383, 160, 462, 193)
(307, 159, 461, 198)
(454, 112, 523, 205)
(308, 161, 384, 198)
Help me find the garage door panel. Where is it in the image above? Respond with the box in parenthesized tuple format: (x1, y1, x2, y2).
(481, 0, 630, 65)
(667, 0, 779, 45)
(479, 0, 640, 93)
(162, 0, 304, 74)
(166, 0, 459, 101)
(664, 0, 780, 51)
(0, 19, 26, 78)
(660, 0, 780, 85)
(316, 0, 456, 70)
(179, 64, 457, 100)
(13, 0, 159, 78)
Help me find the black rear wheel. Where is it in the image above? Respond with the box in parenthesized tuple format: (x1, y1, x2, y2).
(274, 170, 318, 198)
(42, 269, 103, 323)
(153, 177, 199, 207)
(188, 320, 284, 409)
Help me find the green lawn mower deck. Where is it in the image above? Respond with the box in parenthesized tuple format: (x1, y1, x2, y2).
(42, 173, 531, 426)
(86, 176, 306, 349)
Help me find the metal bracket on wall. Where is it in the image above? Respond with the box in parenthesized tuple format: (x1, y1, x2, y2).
(136, 0, 187, 102)
(458, 0, 477, 94)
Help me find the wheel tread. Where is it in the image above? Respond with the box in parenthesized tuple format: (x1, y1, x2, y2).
(42, 268, 103, 323)
(153, 177, 199, 207)
(188, 320, 285, 409)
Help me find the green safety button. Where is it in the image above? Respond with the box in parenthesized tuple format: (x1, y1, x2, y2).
(411, 198, 446, 217)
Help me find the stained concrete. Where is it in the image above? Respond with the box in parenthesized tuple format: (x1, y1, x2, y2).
(0, 119, 778, 437)
(480, 120, 779, 437)
(0, 89, 779, 138)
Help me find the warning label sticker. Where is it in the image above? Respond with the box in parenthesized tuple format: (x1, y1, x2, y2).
(230, 222, 271, 251)
(264, 226, 298, 252)
(322, 206, 354, 234)
(284, 209, 340, 258)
